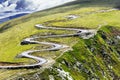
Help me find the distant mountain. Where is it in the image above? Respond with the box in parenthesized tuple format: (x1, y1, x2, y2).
(0, 13, 28, 23)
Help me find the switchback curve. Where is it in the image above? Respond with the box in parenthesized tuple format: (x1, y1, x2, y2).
(0, 24, 97, 69)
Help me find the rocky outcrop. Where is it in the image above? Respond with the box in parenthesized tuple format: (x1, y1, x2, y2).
(43, 26, 120, 80)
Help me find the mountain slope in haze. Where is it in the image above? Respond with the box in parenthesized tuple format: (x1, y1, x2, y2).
(0, 0, 120, 80)
(0, 13, 28, 23)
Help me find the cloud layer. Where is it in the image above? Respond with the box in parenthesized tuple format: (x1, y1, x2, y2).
(0, 0, 75, 23)
(0, 0, 75, 12)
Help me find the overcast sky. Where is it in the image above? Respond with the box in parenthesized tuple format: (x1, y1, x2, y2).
(0, 0, 75, 21)
(0, 0, 75, 12)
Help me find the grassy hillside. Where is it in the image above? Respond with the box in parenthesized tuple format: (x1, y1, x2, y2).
(37, 26, 120, 80)
(19, 26, 120, 80)
(0, 0, 120, 80)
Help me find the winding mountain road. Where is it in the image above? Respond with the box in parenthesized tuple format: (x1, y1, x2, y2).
(0, 24, 97, 69)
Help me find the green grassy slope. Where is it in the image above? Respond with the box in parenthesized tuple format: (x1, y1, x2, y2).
(0, 0, 120, 62)
(21, 26, 120, 80)
(0, 0, 120, 80)
(55, 26, 120, 80)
